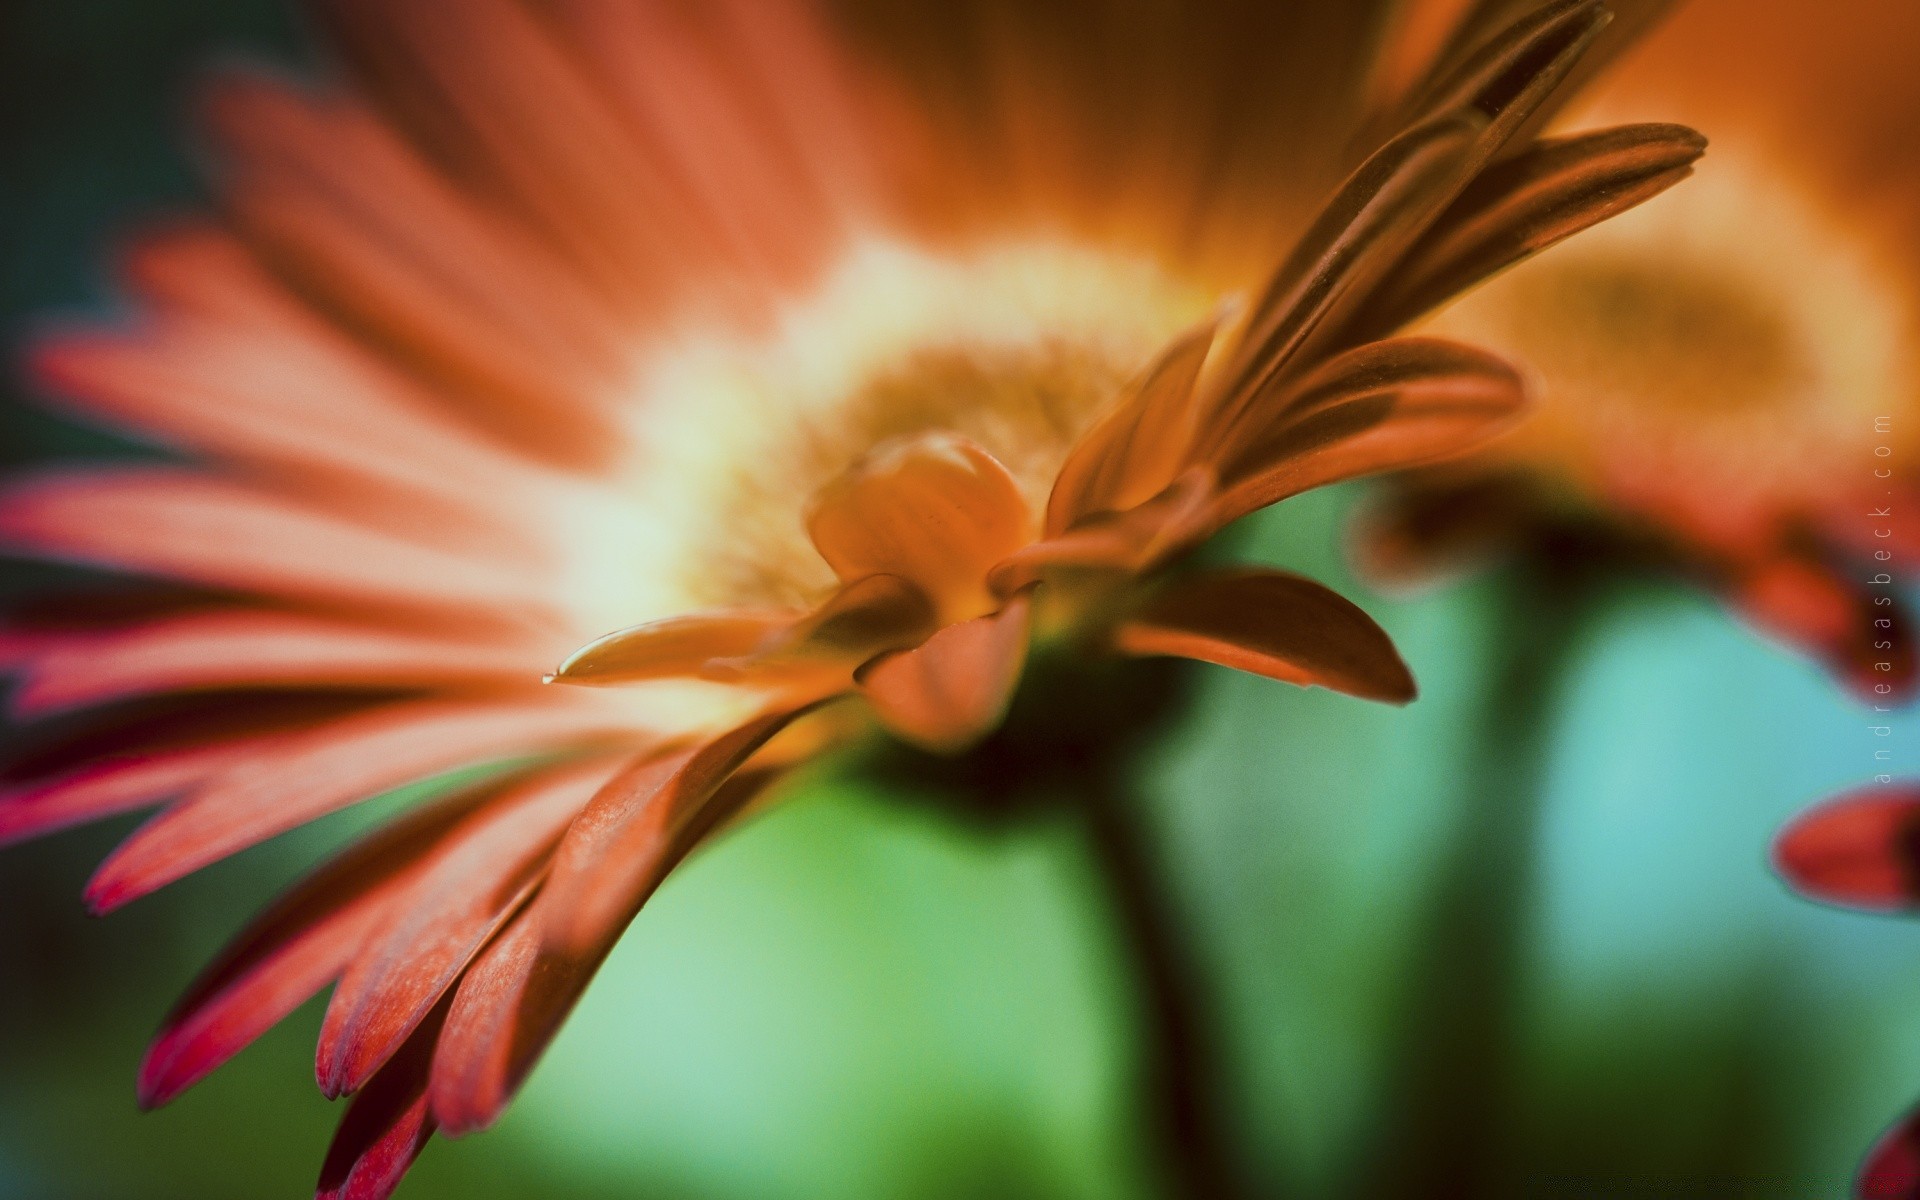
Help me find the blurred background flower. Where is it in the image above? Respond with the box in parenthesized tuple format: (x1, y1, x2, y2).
(2, 2, 1916, 1199)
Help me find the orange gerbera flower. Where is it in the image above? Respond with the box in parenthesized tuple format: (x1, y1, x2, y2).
(1775, 787, 1920, 1198)
(0, 1, 1692, 1196)
(1356, 0, 1920, 701)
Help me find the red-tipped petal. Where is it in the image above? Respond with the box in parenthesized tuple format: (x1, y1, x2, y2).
(1114, 568, 1416, 703)
(857, 598, 1031, 754)
(316, 763, 611, 1098)
(137, 782, 495, 1109)
(428, 760, 789, 1140)
(1774, 788, 1920, 911)
(1861, 1102, 1920, 1200)
(85, 699, 631, 913)
(0, 744, 246, 849)
(316, 999, 445, 1200)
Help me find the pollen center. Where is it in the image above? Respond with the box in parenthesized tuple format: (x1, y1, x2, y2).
(598, 239, 1209, 621)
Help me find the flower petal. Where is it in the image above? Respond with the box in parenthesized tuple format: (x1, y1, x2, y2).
(0, 468, 561, 625)
(1200, 111, 1486, 439)
(1862, 1102, 1920, 1200)
(1045, 318, 1217, 535)
(316, 763, 611, 1099)
(0, 744, 244, 849)
(1773, 787, 1920, 911)
(538, 708, 810, 958)
(423, 756, 797, 1139)
(315, 999, 445, 1200)
(551, 608, 800, 686)
(7, 610, 543, 720)
(137, 781, 493, 1109)
(806, 432, 1032, 620)
(857, 597, 1031, 754)
(989, 468, 1216, 596)
(1208, 337, 1526, 528)
(85, 699, 632, 913)
(1732, 558, 1919, 706)
(1354, 121, 1706, 333)
(426, 908, 560, 1138)
(1114, 568, 1415, 703)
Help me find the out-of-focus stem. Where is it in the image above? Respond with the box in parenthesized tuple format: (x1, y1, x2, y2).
(1356, 560, 1600, 1200)
(1081, 769, 1250, 1200)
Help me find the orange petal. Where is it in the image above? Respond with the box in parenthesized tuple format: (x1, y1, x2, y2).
(743, 573, 937, 671)
(537, 708, 808, 956)
(806, 432, 1032, 620)
(1208, 337, 1525, 528)
(426, 907, 562, 1138)
(550, 608, 799, 686)
(1354, 122, 1706, 334)
(1202, 0, 1613, 443)
(856, 597, 1031, 754)
(1403, 0, 1612, 151)
(316, 764, 605, 1099)
(989, 468, 1216, 596)
(1114, 568, 1415, 703)
(1199, 111, 1485, 435)
(136, 778, 501, 1109)
(428, 722, 798, 1137)
(1045, 318, 1217, 535)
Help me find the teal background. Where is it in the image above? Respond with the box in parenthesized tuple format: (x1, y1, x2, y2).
(3, 4, 1916, 1197)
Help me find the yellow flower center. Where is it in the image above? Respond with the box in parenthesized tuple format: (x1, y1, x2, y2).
(590, 239, 1209, 625)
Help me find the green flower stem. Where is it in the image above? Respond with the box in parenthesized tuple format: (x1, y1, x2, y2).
(1081, 767, 1249, 1200)
(1357, 560, 1602, 1200)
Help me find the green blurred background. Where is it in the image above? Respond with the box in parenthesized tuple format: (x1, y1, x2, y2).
(3, 3, 1916, 1198)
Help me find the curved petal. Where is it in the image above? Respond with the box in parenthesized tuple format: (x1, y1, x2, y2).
(551, 608, 800, 686)
(1208, 337, 1526, 528)
(806, 432, 1032, 620)
(316, 998, 445, 1200)
(1353, 121, 1706, 333)
(856, 597, 1030, 753)
(1114, 567, 1416, 703)
(1773, 787, 1920, 911)
(316, 762, 613, 1098)
(538, 708, 811, 957)
(136, 779, 496, 1108)
(989, 468, 1216, 597)
(0, 743, 246, 849)
(1045, 318, 1216, 535)
(1863, 1101, 1920, 1200)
